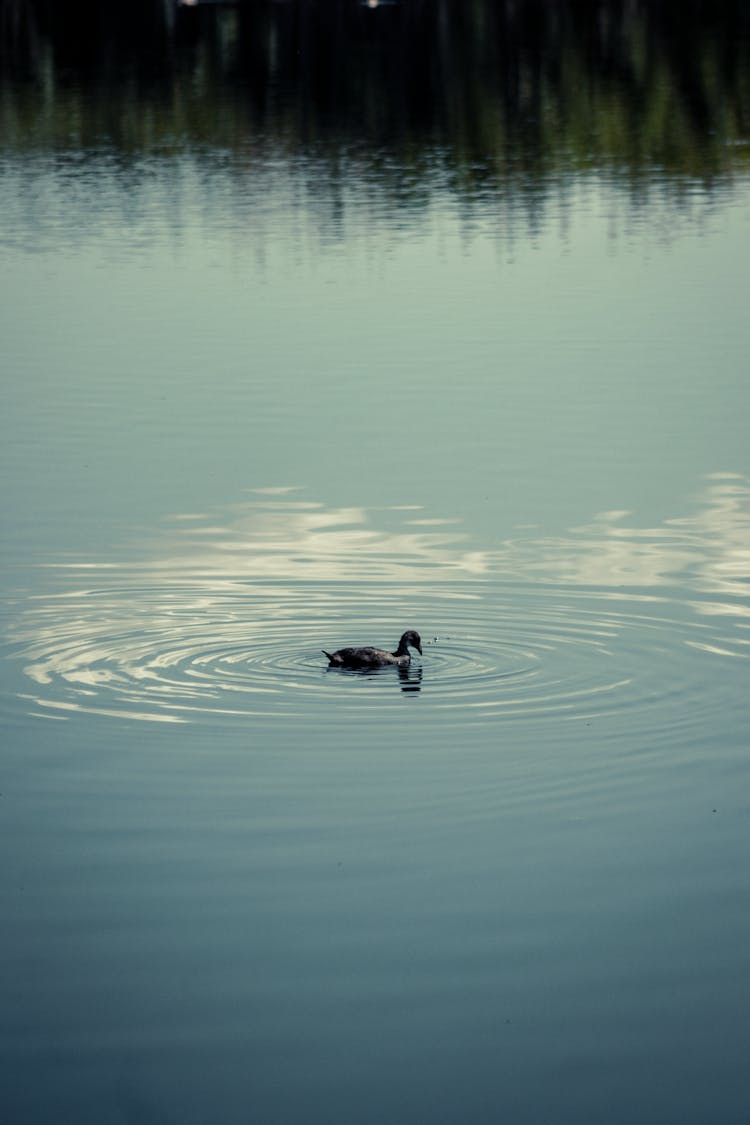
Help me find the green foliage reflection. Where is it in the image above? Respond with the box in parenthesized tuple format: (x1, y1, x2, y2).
(1, 0, 748, 187)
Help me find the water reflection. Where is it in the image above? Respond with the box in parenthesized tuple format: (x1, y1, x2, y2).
(1, 1, 748, 203)
(398, 661, 422, 694)
(6, 475, 748, 725)
(3, 0, 747, 265)
(324, 661, 423, 696)
(151, 492, 487, 581)
(139, 475, 750, 602)
(501, 473, 750, 604)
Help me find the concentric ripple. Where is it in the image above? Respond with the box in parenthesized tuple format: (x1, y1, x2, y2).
(5, 483, 749, 727)
(4, 578, 743, 729)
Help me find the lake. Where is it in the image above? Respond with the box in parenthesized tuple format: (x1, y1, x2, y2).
(1, 2, 750, 1122)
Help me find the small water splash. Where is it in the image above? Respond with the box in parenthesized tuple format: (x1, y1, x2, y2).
(5, 478, 749, 726)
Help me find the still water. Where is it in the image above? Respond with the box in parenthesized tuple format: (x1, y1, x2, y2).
(2, 3, 750, 1122)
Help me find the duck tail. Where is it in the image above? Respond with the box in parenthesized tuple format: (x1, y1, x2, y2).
(322, 650, 334, 662)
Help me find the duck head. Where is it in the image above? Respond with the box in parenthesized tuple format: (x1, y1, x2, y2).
(397, 630, 422, 656)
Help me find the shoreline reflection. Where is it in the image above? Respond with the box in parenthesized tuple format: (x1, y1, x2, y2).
(1, 2, 748, 222)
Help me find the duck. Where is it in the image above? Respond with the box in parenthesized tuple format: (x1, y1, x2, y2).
(323, 630, 423, 669)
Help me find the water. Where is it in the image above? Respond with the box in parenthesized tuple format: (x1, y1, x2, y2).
(2, 3, 750, 1122)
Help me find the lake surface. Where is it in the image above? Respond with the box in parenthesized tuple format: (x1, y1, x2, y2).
(2, 3, 750, 1122)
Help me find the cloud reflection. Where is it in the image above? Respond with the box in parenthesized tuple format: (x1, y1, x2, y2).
(499, 474, 750, 609)
(136, 477, 750, 605)
(151, 495, 490, 582)
(10, 474, 748, 726)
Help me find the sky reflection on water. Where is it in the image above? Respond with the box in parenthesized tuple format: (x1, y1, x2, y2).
(8, 474, 748, 727)
(39, 472, 749, 599)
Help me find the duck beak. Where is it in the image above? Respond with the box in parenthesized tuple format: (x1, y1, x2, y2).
(416, 641, 422, 655)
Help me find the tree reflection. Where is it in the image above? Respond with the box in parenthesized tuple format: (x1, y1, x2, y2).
(1, 0, 748, 187)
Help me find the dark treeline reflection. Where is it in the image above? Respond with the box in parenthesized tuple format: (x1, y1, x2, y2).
(1, 0, 749, 185)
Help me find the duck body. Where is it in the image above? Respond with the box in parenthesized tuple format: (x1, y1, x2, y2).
(323, 630, 422, 669)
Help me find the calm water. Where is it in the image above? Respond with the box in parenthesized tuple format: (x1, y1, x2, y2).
(2, 3, 750, 1122)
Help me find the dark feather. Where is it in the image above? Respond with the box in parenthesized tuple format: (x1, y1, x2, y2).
(323, 631, 422, 668)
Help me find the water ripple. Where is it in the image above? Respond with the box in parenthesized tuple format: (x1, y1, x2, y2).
(5, 479, 749, 727)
